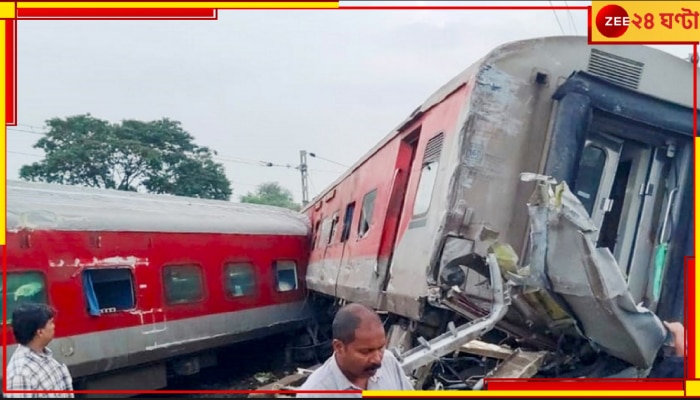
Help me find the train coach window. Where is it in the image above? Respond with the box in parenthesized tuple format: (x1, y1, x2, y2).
(413, 132, 444, 217)
(413, 161, 439, 216)
(273, 260, 298, 292)
(574, 145, 607, 216)
(328, 211, 340, 244)
(311, 219, 321, 249)
(225, 263, 256, 297)
(341, 202, 356, 242)
(2, 271, 48, 324)
(358, 189, 377, 238)
(82, 268, 135, 316)
(164, 264, 205, 304)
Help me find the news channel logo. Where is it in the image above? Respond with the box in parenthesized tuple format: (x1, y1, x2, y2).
(595, 4, 632, 38)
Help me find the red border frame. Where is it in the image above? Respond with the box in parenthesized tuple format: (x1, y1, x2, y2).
(2, 1, 696, 397)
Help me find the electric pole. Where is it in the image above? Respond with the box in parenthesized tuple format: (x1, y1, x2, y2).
(299, 150, 309, 206)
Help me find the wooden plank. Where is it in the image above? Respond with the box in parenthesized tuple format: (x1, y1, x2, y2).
(460, 340, 515, 360)
(487, 349, 548, 379)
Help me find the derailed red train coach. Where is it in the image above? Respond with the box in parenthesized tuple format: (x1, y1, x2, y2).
(302, 36, 694, 384)
(3, 179, 313, 393)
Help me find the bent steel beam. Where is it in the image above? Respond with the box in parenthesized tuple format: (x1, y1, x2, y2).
(392, 252, 510, 374)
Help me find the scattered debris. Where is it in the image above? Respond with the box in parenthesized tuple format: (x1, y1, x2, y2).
(253, 372, 275, 384)
(460, 339, 514, 360)
(248, 364, 320, 398)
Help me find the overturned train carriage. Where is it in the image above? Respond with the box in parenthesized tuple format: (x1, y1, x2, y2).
(303, 36, 694, 383)
(4, 180, 313, 393)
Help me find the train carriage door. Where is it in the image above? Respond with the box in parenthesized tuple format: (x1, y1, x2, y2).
(572, 128, 683, 309)
(573, 132, 681, 299)
(622, 142, 682, 310)
(572, 133, 622, 244)
(129, 259, 167, 340)
(334, 201, 356, 296)
(376, 130, 420, 294)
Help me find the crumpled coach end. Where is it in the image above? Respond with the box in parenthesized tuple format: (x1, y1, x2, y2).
(522, 173, 667, 369)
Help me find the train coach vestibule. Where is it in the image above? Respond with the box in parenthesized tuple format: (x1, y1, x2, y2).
(549, 72, 693, 312)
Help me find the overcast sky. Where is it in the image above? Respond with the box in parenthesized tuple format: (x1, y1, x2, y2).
(11, 0, 693, 203)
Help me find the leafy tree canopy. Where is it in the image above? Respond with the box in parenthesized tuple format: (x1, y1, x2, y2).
(240, 181, 301, 211)
(20, 114, 232, 200)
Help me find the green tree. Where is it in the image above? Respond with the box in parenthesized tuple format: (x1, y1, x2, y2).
(19, 114, 232, 200)
(240, 182, 301, 211)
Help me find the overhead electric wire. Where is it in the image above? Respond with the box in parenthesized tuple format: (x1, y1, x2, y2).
(548, 0, 566, 35)
(7, 127, 343, 174)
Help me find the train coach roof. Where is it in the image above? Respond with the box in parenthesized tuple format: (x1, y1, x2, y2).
(302, 35, 697, 212)
(7, 180, 311, 236)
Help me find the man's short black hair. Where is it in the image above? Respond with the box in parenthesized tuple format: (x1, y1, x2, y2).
(11, 302, 55, 345)
(332, 303, 381, 344)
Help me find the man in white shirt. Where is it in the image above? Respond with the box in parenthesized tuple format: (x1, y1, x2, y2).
(295, 303, 414, 398)
(4, 303, 74, 398)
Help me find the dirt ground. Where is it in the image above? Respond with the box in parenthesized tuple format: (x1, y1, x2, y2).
(135, 334, 317, 398)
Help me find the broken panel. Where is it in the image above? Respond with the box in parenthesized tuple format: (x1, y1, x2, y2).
(522, 174, 666, 369)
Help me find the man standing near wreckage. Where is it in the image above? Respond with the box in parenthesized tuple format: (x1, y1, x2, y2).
(296, 303, 414, 397)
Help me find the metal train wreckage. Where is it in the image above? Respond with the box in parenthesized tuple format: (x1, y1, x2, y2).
(3, 35, 695, 394)
(298, 35, 693, 388)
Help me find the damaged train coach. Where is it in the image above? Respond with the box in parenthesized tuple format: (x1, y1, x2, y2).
(302, 36, 694, 386)
(4, 180, 313, 394)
